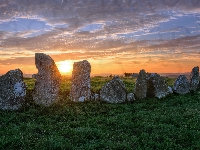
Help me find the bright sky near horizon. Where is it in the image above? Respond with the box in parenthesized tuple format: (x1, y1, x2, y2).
(0, 0, 200, 75)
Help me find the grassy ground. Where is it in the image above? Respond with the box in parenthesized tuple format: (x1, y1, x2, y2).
(24, 76, 174, 93)
(1, 77, 199, 149)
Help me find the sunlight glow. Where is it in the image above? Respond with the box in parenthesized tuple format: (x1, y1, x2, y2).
(56, 60, 73, 74)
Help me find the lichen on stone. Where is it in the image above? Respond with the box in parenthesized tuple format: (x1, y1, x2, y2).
(146, 73, 170, 99)
(100, 76, 127, 103)
(173, 75, 190, 95)
(0, 69, 27, 110)
(32, 53, 61, 106)
(70, 60, 91, 102)
(134, 69, 147, 99)
(190, 66, 199, 92)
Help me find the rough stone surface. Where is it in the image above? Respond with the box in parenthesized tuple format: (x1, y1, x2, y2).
(190, 66, 199, 91)
(198, 83, 200, 92)
(100, 76, 127, 103)
(91, 94, 100, 101)
(94, 94, 100, 101)
(146, 73, 170, 99)
(173, 75, 190, 95)
(70, 60, 91, 102)
(168, 86, 173, 94)
(134, 69, 147, 99)
(0, 69, 27, 110)
(32, 53, 61, 106)
(127, 93, 135, 101)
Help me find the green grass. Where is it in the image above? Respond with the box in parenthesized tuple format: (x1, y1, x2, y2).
(1, 77, 200, 149)
(24, 76, 137, 93)
(164, 77, 176, 87)
(24, 78, 36, 90)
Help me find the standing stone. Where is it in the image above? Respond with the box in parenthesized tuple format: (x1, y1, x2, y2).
(168, 86, 173, 94)
(100, 76, 127, 103)
(134, 69, 147, 99)
(70, 60, 91, 102)
(173, 75, 190, 95)
(32, 53, 61, 106)
(146, 73, 170, 99)
(127, 93, 135, 101)
(190, 66, 199, 91)
(0, 69, 27, 110)
(198, 82, 200, 91)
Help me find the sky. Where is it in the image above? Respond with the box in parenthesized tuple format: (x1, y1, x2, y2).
(0, 0, 200, 76)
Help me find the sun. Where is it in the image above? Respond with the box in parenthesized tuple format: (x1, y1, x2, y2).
(56, 60, 73, 75)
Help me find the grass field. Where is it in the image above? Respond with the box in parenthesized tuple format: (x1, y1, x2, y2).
(24, 76, 176, 93)
(1, 76, 200, 149)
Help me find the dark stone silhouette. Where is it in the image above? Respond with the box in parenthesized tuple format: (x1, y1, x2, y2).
(190, 66, 199, 91)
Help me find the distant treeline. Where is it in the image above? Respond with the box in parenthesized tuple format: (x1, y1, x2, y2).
(124, 72, 139, 77)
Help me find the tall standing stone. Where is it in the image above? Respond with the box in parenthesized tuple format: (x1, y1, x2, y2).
(173, 75, 190, 95)
(190, 66, 199, 91)
(146, 73, 170, 99)
(134, 69, 147, 99)
(100, 76, 127, 103)
(0, 69, 27, 110)
(70, 60, 91, 102)
(32, 53, 61, 106)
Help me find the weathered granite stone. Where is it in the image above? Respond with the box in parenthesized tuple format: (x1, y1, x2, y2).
(146, 73, 170, 99)
(198, 82, 200, 91)
(70, 60, 91, 102)
(100, 76, 127, 103)
(32, 53, 61, 106)
(173, 75, 190, 95)
(168, 86, 173, 94)
(190, 66, 199, 91)
(134, 69, 147, 99)
(0, 69, 27, 110)
(127, 93, 135, 101)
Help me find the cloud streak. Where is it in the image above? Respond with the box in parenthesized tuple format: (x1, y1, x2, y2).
(0, 0, 200, 74)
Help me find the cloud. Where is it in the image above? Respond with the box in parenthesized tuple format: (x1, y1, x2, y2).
(0, 0, 200, 73)
(0, 56, 34, 65)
